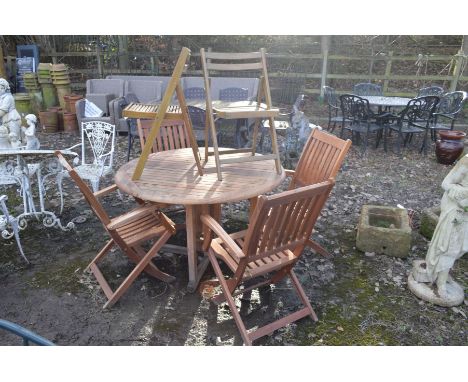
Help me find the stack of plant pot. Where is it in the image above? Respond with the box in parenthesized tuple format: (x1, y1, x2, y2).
(62, 94, 83, 134)
(22, 72, 44, 115)
(38, 63, 58, 109)
(50, 64, 72, 109)
(39, 109, 59, 133)
(14, 93, 33, 125)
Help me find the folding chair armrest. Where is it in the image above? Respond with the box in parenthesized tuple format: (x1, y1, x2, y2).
(93, 184, 119, 198)
(200, 214, 245, 259)
(107, 204, 159, 230)
(285, 169, 295, 178)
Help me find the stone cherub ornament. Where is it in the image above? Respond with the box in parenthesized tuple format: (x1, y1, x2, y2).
(0, 78, 22, 139)
(408, 154, 468, 307)
(21, 114, 40, 150)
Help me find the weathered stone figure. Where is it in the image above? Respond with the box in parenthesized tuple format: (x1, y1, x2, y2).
(0, 78, 21, 139)
(408, 154, 468, 306)
(22, 114, 40, 150)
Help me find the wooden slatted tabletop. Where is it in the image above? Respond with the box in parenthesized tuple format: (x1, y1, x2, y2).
(122, 102, 183, 119)
(115, 148, 285, 205)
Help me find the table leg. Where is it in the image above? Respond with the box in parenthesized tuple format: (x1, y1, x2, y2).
(186, 204, 220, 293)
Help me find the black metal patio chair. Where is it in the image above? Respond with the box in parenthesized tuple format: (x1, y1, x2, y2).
(428, 91, 467, 140)
(417, 86, 445, 97)
(353, 83, 383, 96)
(387, 96, 439, 155)
(339, 94, 387, 154)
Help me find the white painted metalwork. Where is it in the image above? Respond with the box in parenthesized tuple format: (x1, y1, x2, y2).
(58, 122, 116, 206)
(0, 194, 28, 263)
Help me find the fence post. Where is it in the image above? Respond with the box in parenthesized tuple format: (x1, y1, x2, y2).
(96, 40, 104, 79)
(450, 51, 463, 92)
(383, 51, 393, 95)
(118, 35, 129, 72)
(319, 36, 330, 99)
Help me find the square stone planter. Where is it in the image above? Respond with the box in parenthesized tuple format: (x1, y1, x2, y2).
(356, 205, 411, 258)
(419, 205, 441, 239)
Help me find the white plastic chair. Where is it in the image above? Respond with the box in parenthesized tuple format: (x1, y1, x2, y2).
(0, 194, 28, 263)
(58, 121, 116, 211)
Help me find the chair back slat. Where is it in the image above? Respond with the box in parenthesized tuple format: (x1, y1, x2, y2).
(290, 129, 351, 189)
(204, 52, 262, 60)
(206, 62, 264, 71)
(55, 151, 110, 225)
(137, 119, 190, 153)
(243, 181, 334, 264)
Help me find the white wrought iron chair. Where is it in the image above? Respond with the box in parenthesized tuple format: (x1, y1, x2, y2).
(0, 194, 28, 263)
(57, 121, 116, 211)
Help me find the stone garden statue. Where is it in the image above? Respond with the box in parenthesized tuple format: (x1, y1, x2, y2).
(22, 114, 40, 150)
(0, 125, 11, 149)
(8, 132, 22, 149)
(0, 78, 22, 139)
(408, 154, 468, 306)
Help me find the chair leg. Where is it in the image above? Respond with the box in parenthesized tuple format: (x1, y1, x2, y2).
(289, 270, 318, 321)
(208, 251, 252, 345)
(103, 231, 173, 309)
(85, 239, 115, 272)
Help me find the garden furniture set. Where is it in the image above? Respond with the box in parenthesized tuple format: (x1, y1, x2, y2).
(21, 47, 350, 345)
(323, 82, 467, 155)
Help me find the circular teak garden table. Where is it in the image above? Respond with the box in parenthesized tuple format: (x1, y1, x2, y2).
(115, 148, 285, 291)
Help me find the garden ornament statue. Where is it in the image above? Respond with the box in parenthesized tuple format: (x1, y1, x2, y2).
(0, 125, 11, 149)
(9, 132, 22, 149)
(22, 114, 40, 150)
(408, 154, 468, 307)
(0, 78, 22, 139)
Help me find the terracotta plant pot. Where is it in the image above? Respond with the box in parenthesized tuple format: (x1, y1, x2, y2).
(39, 110, 58, 133)
(41, 83, 58, 108)
(65, 94, 83, 113)
(63, 112, 78, 134)
(47, 107, 64, 131)
(55, 84, 72, 109)
(435, 130, 466, 165)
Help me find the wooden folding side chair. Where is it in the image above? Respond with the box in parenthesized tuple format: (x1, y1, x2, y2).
(201, 180, 335, 345)
(136, 118, 191, 153)
(55, 151, 177, 309)
(284, 129, 351, 258)
(200, 48, 281, 180)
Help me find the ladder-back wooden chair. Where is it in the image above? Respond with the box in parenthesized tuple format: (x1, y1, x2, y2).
(136, 118, 191, 153)
(55, 151, 177, 309)
(201, 180, 335, 345)
(284, 129, 351, 257)
(200, 48, 281, 180)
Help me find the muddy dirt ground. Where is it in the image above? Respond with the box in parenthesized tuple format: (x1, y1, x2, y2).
(0, 108, 467, 346)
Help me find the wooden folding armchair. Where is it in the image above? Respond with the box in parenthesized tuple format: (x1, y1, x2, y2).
(200, 48, 281, 180)
(201, 180, 335, 345)
(55, 151, 176, 309)
(284, 129, 351, 257)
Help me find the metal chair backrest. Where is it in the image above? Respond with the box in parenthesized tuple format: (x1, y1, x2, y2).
(55, 151, 110, 225)
(290, 129, 351, 189)
(436, 91, 467, 115)
(353, 83, 382, 96)
(137, 119, 191, 153)
(187, 105, 206, 129)
(184, 86, 206, 100)
(219, 87, 249, 102)
(80, 121, 116, 168)
(340, 94, 373, 122)
(400, 96, 440, 125)
(417, 86, 445, 97)
(323, 86, 338, 107)
(241, 180, 334, 267)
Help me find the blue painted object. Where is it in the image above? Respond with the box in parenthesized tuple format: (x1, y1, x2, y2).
(0, 319, 55, 346)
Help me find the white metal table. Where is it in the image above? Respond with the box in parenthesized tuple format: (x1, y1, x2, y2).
(0, 149, 77, 236)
